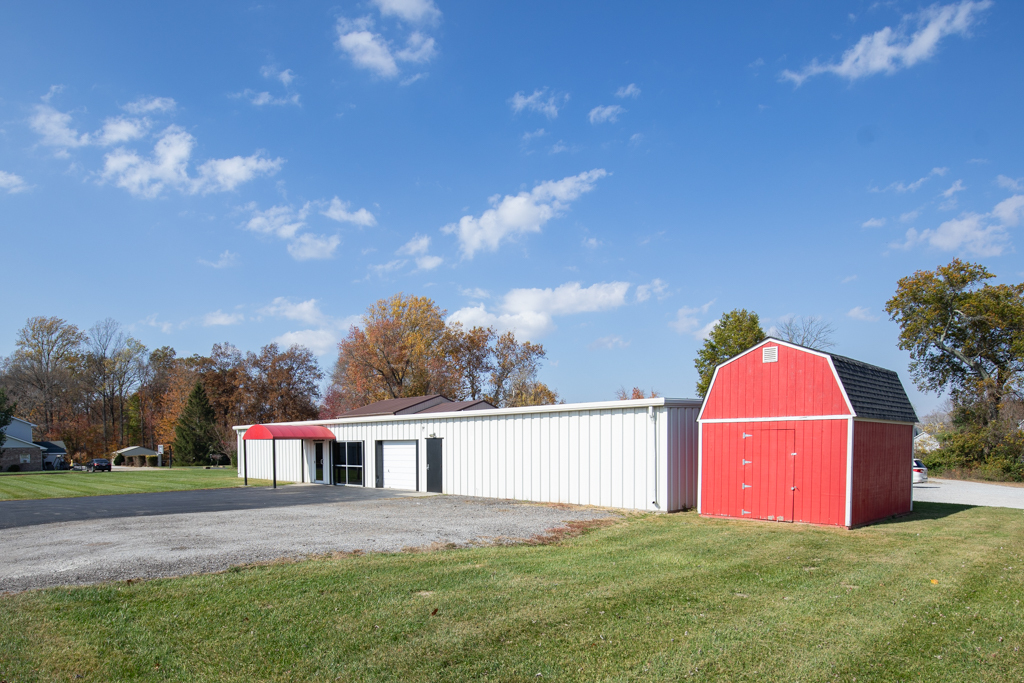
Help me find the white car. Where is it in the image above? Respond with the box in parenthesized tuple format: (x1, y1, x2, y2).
(912, 458, 928, 484)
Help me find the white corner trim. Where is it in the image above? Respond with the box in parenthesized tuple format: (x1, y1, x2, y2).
(696, 421, 703, 514)
(825, 355, 857, 417)
(845, 417, 854, 527)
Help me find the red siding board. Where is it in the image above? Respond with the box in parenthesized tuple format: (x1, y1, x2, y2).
(850, 421, 912, 526)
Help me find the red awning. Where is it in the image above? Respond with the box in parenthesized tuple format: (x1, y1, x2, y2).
(242, 424, 336, 441)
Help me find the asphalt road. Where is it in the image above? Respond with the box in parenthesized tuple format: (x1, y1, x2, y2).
(0, 482, 430, 530)
(0, 486, 616, 593)
(913, 477, 1024, 510)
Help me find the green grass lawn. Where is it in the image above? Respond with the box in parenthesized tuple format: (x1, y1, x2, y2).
(0, 468, 276, 500)
(1, 502, 1021, 682)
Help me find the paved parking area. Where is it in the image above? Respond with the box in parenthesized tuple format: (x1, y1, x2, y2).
(913, 478, 1024, 510)
(0, 486, 616, 593)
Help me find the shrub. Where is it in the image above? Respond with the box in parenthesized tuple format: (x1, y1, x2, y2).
(146, 455, 159, 467)
(113, 454, 125, 466)
(7, 464, 20, 472)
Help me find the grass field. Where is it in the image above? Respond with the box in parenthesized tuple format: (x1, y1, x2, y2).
(0, 468, 275, 500)
(0, 502, 1021, 682)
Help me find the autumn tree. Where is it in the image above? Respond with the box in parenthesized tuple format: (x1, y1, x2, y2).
(4, 316, 87, 436)
(885, 259, 1024, 420)
(0, 386, 16, 451)
(694, 309, 765, 398)
(486, 331, 554, 408)
(615, 387, 661, 400)
(239, 343, 323, 425)
(173, 381, 221, 465)
(774, 315, 836, 350)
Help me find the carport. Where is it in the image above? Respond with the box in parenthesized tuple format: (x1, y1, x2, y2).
(242, 424, 336, 488)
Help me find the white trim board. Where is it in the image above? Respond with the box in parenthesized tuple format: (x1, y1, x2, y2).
(699, 415, 851, 424)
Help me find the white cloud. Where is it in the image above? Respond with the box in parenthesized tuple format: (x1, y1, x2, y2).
(259, 297, 327, 325)
(396, 31, 436, 63)
(862, 217, 886, 228)
(992, 194, 1024, 226)
(996, 175, 1023, 192)
(142, 314, 175, 334)
(942, 179, 966, 198)
(372, 0, 441, 24)
(509, 89, 567, 119)
(195, 153, 284, 193)
(398, 234, 442, 270)
(841, 275, 858, 283)
(615, 83, 641, 99)
(370, 259, 407, 277)
(245, 203, 308, 239)
(29, 105, 91, 149)
(273, 329, 339, 356)
(100, 126, 282, 197)
(241, 90, 300, 106)
(41, 85, 64, 103)
(635, 278, 668, 302)
(781, 1, 992, 86)
(260, 66, 296, 87)
(551, 141, 569, 154)
(873, 167, 947, 193)
(900, 209, 921, 223)
(288, 233, 341, 260)
(203, 310, 245, 326)
(96, 116, 150, 145)
(198, 250, 238, 268)
(321, 196, 377, 226)
(442, 169, 607, 258)
(588, 105, 625, 124)
(336, 18, 399, 78)
(629, 133, 644, 144)
(0, 171, 30, 194)
(591, 335, 630, 350)
(582, 236, 602, 249)
(449, 281, 631, 339)
(400, 72, 428, 86)
(522, 128, 546, 141)
(847, 306, 878, 322)
(123, 97, 176, 114)
(670, 300, 716, 339)
(460, 287, 489, 299)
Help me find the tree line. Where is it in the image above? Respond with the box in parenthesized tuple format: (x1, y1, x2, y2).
(692, 259, 1024, 481)
(0, 293, 559, 463)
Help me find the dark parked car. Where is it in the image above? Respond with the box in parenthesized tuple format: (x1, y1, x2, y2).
(87, 458, 111, 472)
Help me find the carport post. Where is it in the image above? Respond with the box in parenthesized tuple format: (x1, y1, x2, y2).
(243, 438, 248, 486)
(272, 438, 277, 489)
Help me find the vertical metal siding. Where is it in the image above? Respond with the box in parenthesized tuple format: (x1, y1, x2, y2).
(850, 421, 913, 526)
(235, 401, 701, 512)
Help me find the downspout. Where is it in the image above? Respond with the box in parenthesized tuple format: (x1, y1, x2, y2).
(649, 405, 660, 510)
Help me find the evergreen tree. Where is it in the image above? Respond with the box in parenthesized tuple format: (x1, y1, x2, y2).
(173, 381, 219, 465)
(694, 309, 765, 398)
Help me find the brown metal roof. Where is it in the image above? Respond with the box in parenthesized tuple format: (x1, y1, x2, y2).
(339, 395, 452, 418)
(417, 399, 497, 414)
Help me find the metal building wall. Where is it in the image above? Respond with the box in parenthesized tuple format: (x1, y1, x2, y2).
(236, 399, 701, 512)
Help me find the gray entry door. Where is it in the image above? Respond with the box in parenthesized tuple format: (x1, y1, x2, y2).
(426, 438, 442, 493)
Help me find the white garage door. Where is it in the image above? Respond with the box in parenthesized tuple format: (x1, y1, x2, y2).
(382, 441, 417, 490)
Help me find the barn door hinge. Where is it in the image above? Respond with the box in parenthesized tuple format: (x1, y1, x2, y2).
(741, 433, 753, 439)
(741, 483, 752, 489)
(741, 459, 752, 465)
(741, 509, 751, 515)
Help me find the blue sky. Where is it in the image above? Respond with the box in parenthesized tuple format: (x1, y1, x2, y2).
(2, 0, 1022, 414)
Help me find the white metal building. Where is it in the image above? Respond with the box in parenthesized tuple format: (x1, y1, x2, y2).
(234, 397, 701, 512)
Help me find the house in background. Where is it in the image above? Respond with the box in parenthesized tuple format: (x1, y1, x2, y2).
(1, 417, 43, 471)
(114, 445, 160, 466)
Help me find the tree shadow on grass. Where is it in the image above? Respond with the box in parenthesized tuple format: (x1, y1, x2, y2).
(870, 501, 977, 527)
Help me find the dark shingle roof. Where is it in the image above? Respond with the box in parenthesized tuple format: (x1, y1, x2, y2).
(340, 395, 452, 418)
(417, 399, 497, 414)
(34, 440, 67, 454)
(828, 354, 919, 423)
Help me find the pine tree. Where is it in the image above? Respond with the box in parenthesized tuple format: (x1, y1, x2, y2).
(173, 381, 219, 465)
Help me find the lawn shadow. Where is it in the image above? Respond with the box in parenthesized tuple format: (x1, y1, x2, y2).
(870, 501, 977, 527)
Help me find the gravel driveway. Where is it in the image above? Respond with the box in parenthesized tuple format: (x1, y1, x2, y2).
(0, 487, 616, 593)
(913, 477, 1024, 510)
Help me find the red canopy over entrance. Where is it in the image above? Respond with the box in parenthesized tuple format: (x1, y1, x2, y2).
(243, 424, 336, 441)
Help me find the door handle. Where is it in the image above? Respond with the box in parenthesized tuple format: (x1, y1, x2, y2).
(790, 486, 796, 491)
(741, 459, 752, 465)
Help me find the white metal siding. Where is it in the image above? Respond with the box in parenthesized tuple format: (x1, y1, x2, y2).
(382, 441, 417, 490)
(236, 400, 701, 512)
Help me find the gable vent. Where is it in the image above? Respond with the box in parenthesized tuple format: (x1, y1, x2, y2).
(762, 346, 779, 363)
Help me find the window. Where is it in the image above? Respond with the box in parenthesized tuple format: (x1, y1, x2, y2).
(331, 441, 364, 486)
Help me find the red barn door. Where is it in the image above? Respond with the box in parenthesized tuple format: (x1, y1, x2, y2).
(747, 428, 795, 522)
(703, 423, 795, 522)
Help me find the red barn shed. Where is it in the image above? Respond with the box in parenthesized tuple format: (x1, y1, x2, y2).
(697, 338, 918, 528)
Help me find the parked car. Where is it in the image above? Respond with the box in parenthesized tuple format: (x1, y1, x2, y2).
(87, 458, 111, 472)
(912, 458, 928, 484)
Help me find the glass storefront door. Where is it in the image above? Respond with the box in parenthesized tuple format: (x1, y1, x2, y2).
(330, 441, 364, 485)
